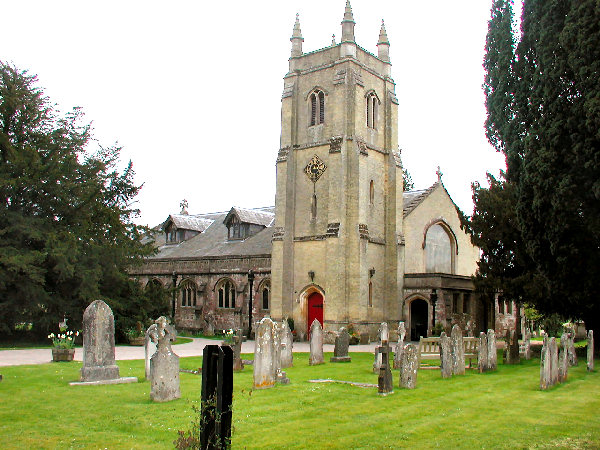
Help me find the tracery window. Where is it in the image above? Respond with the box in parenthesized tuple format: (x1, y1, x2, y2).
(310, 90, 325, 126)
(180, 280, 197, 307)
(425, 223, 453, 274)
(366, 92, 378, 129)
(218, 280, 236, 309)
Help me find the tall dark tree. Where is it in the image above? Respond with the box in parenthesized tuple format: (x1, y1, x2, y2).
(470, 0, 600, 330)
(0, 62, 168, 338)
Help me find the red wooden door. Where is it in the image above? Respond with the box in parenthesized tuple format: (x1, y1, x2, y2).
(307, 292, 324, 337)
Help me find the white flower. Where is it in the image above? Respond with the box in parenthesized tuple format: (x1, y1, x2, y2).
(67, 337, 72, 341)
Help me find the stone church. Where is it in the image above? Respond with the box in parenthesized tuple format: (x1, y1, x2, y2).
(131, 2, 515, 341)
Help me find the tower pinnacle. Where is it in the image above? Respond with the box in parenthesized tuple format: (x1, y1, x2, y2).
(290, 13, 304, 58)
(377, 19, 390, 62)
(341, 0, 355, 43)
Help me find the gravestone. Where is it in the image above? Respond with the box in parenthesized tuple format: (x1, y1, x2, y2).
(145, 323, 158, 380)
(80, 300, 121, 382)
(550, 337, 559, 386)
(399, 343, 418, 389)
(330, 327, 351, 362)
(359, 333, 369, 345)
(253, 318, 276, 389)
(377, 340, 393, 395)
(504, 329, 520, 365)
(309, 319, 324, 365)
(522, 328, 532, 360)
(439, 332, 452, 379)
(150, 316, 180, 402)
(393, 322, 406, 370)
(273, 321, 289, 384)
(232, 328, 244, 371)
(566, 332, 578, 366)
(201, 345, 233, 449)
(587, 330, 594, 372)
(373, 322, 389, 372)
(487, 329, 497, 371)
(478, 332, 488, 373)
(466, 320, 474, 338)
(280, 320, 294, 369)
(540, 333, 552, 390)
(450, 325, 465, 375)
(558, 335, 569, 383)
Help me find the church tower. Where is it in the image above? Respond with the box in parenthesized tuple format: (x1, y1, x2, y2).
(271, 2, 404, 338)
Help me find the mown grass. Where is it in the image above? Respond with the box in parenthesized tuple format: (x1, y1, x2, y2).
(0, 352, 598, 449)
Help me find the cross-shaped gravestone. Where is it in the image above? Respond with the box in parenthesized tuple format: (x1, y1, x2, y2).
(377, 340, 393, 395)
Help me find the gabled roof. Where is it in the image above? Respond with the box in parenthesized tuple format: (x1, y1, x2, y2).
(403, 182, 440, 217)
(162, 214, 214, 233)
(223, 206, 275, 227)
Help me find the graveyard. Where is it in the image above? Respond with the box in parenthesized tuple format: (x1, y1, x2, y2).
(1, 348, 599, 448)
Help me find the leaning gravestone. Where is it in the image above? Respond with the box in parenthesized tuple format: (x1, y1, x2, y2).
(309, 319, 324, 366)
(145, 323, 158, 380)
(587, 330, 594, 372)
(478, 332, 488, 373)
(373, 322, 389, 372)
(487, 329, 497, 371)
(232, 328, 244, 371)
(558, 335, 569, 383)
(451, 325, 465, 375)
(254, 318, 276, 389)
(150, 316, 180, 402)
(280, 320, 294, 369)
(393, 322, 406, 370)
(439, 332, 452, 379)
(399, 344, 418, 389)
(74, 300, 136, 385)
(330, 327, 351, 362)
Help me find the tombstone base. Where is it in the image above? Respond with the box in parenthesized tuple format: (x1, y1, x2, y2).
(80, 365, 120, 382)
(330, 356, 351, 363)
(70, 376, 137, 386)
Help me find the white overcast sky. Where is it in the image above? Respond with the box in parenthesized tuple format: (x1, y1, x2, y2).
(3, 0, 507, 227)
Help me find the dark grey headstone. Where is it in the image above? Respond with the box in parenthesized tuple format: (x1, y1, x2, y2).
(331, 327, 351, 362)
(233, 328, 244, 371)
(377, 341, 393, 395)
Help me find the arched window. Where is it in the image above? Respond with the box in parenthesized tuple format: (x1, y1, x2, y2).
(425, 223, 453, 273)
(180, 280, 197, 307)
(311, 193, 317, 220)
(369, 180, 374, 205)
(310, 90, 325, 126)
(218, 279, 236, 309)
(368, 281, 373, 307)
(261, 282, 270, 310)
(366, 92, 378, 129)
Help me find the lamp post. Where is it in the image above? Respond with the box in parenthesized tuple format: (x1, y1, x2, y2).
(247, 269, 255, 339)
(171, 271, 178, 319)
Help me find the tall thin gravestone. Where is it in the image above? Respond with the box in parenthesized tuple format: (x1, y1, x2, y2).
(232, 328, 244, 371)
(558, 335, 569, 383)
(330, 327, 351, 362)
(522, 328, 532, 360)
(253, 318, 276, 389)
(145, 323, 158, 380)
(150, 316, 180, 402)
(439, 332, 452, 378)
(399, 344, 418, 389)
(273, 321, 290, 384)
(540, 333, 551, 390)
(505, 329, 520, 365)
(566, 332, 578, 366)
(394, 322, 406, 370)
(80, 300, 120, 382)
(478, 332, 488, 373)
(309, 319, 324, 366)
(587, 330, 594, 372)
(280, 320, 294, 369)
(550, 337, 559, 386)
(451, 325, 465, 375)
(377, 339, 393, 395)
(373, 322, 388, 372)
(487, 329, 497, 371)
(201, 345, 233, 450)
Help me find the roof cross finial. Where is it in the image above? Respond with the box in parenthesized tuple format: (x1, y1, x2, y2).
(180, 199, 189, 215)
(436, 166, 443, 182)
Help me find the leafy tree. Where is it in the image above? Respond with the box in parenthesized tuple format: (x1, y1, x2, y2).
(0, 62, 168, 339)
(469, 0, 600, 331)
(402, 166, 414, 191)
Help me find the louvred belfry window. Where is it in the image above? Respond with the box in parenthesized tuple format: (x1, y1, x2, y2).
(310, 90, 325, 126)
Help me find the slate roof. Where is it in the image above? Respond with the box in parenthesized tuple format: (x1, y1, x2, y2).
(403, 182, 440, 217)
(149, 207, 275, 260)
(223, 207, 275, 227)
(163, 214, 214, 232)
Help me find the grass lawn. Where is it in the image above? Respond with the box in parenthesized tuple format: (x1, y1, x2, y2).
(0, 352, 598, 449)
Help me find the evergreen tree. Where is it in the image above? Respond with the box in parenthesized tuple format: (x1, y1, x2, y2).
(0, 62, 168, 338)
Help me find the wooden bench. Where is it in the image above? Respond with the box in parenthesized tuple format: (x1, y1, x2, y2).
(417, 336, 479, 368)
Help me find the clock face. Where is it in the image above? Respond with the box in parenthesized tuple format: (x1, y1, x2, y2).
(304, 155, 327, 183)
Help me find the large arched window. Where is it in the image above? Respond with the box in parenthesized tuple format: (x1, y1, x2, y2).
(180, 279, 197, 307)
(261, 281, 271, 310)
(310, 90, 325, 126)
(425, 223, 453, 273)
(217, 279, 236, 309)
(366, 92, 378, 129)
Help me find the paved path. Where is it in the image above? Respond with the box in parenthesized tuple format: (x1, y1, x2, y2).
(0, 338, 381, 367)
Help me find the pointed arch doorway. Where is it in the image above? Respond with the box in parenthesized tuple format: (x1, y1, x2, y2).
(307, 291, 324, 337)
(410, 298, 429, 341)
